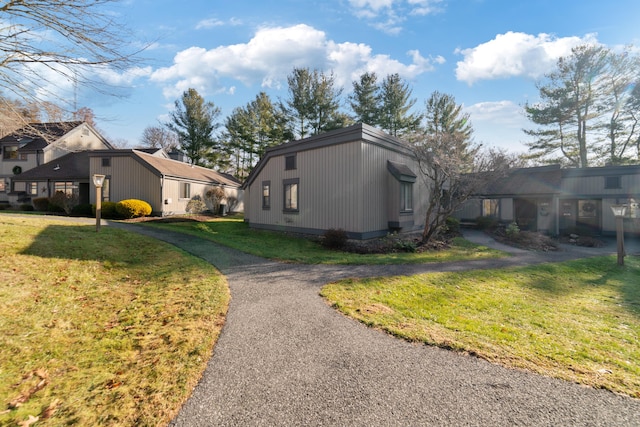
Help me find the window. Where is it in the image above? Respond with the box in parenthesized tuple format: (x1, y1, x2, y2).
(28, 182, 38, 196)
(605, 176, 621, 189)
(0, 180, 5, 192)
(54, 181, 77, 196)
(400, 182, 413, 212)
(3, 145, 27, 160)
(180, 182, 191, 199)
(101, 178, 110, 201)
(283, 178, 299, 212)
(482, 199, 500, 217)
(262, 181, 271, 209)
(285, 154, 296, 170)
(102, 157, 111, 167)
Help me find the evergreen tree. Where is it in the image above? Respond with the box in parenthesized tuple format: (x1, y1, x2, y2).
(423, 91, 475, 165)
(284, 67, 346, 138)
(349, 72, 380, 126)
(166, 88, 221, 167)
(523, 45, 640, 167)
(223, 92, 292, 178)
(378, 73, 421, 137)
(597, 47, 640, 164)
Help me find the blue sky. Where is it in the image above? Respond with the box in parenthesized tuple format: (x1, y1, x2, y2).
(68, 0, 639, 153)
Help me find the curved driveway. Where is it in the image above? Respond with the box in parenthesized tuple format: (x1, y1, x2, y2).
(112, 223, 640, 426)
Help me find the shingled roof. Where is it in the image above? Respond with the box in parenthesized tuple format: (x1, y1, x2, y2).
(480, 165, 562, 196)
(0, 122, 84, 152)
(131, 150, 242, 187)
(12, 151, 91, 181)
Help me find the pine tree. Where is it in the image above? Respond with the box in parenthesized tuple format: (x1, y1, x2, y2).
(166, 88, 221, 167)
(284, 67, 347, 138)
(349, 72, 380, 126)
(378, 73, 421, 137)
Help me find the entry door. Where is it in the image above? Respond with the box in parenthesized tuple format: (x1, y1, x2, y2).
(514, 198, 537, 231)
(576, 199, 601, 235)
(79, 183, 90, 205)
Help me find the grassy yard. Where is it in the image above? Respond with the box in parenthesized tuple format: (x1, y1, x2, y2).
(321, 256, 640, 397)
(0, 215, 229, 426)
(147, 216, 507, 264)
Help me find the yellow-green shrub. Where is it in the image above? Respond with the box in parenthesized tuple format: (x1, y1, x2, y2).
(115, 199, 152, 219)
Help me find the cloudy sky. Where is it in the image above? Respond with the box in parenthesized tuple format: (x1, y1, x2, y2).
(65, 0, 639, 153)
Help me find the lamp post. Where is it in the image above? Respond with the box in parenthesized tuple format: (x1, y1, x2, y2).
(93, 174, 105, 232)
(610, 204, 627, 266)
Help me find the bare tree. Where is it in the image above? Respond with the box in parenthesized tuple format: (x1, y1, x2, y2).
(412, 136, 513, 243)
(141, 125, 179, 151)
(0, 1, 144, 117)
(410, 91, 514, 243)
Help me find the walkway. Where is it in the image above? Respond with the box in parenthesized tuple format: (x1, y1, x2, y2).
(110, 223, 640, 426)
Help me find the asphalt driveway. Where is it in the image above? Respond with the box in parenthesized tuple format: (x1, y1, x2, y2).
(111, 223, 640, 426)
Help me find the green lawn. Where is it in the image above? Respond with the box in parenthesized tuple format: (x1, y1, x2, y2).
(321, 256, 640, 397)
(147, 216, 507, 264)
(0, 216, 229, 426)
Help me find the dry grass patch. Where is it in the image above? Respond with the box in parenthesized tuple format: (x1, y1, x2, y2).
(0, 215, 229, 426)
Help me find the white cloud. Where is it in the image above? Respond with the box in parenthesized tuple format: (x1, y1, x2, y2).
(150, 24, 442, 99)
(348, 0, 443, 34)
(455, 32, 599, 84)
(195, 17, 242, 30)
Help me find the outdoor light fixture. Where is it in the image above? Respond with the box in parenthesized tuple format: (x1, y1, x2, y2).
(610, 204, 627, 266)
(93, 174, 105, 232)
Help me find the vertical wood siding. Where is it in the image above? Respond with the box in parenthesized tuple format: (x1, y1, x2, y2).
(90, 157, 161, 209)
(247, 138, 429, 236)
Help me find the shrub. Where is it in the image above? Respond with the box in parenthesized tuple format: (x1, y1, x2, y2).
(71, 203, 94, 217)
(506, 222, 520, 237)
(321, 228, 348, 249)
(92, 201, 119, 219)
(49, 191, 78, 214)
(204, 186, 226, 214)
(186, 195, 207, 214)
(32, 197, 50, 212)
(20, 203, 34, 211)
(393, 239, 417, 253)
(476, 215, 499, 230)
(116, 199, 152, 219)
(445, 217, 460, 234)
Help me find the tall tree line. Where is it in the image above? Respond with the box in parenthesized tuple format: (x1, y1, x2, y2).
(155, 67, 422, 177)
(525, 44, 640, 167)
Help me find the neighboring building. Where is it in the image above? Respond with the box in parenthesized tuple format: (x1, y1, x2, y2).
(454, 164, 640, 236)
(88, 149, 243, 216)
(0, 121, 112, 204)
(11, 151, 95, 205)
(242, 123, 427, 239)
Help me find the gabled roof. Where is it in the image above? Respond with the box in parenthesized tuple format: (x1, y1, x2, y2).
(479, 165, 563, 196)
(243, 123, 412, 189)
(11, 151, 91, 181)
(0, 122, 85, 151)
(131, 150, 241, 187)
(88, 149, 242, 187)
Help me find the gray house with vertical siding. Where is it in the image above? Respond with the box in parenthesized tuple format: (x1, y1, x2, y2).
(242, 123, 428, 239)
(88, 149, 243, 216)
(454, 164, 640, 236)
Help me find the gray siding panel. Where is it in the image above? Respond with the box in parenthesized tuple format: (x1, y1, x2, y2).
(246, 134, 429, 238)
(91, 157, 161, 209)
